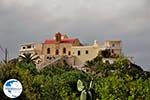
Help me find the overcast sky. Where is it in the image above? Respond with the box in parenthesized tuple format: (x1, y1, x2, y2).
(0, 0, 150, 70)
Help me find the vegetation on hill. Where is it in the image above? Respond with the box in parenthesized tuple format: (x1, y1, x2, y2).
(0, 56, 150, 100)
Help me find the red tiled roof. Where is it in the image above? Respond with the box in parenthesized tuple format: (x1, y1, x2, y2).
(44, 38, 78, 44)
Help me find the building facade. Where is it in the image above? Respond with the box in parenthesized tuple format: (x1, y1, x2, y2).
(19, 32, 122, 68)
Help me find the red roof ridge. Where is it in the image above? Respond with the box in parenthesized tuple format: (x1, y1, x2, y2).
(44, 38, 78, 44)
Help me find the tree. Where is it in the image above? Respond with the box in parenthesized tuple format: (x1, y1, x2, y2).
(0, 56, 150, 100)
(19, 53, 39, 65)
(101, 49, 111, 58)
(18, 53, 39, 75)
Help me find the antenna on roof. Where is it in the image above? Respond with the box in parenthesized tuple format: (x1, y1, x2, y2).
(0, 45, 8, 63)
(4, 48, 8, 63)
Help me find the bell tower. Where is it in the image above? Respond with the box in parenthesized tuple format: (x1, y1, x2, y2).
(55, 32, 62, 43)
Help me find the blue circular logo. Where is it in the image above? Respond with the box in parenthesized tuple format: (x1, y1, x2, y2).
(3, 79, 23, 98)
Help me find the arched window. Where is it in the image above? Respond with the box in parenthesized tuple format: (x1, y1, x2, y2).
(47, 48, 50, 54)
(78, 50, 81, 56)
(63, 48, 66, 54)
(56, 49, 59, 55)
(68, 51, 71, 56)
(85, 50, 88, 54)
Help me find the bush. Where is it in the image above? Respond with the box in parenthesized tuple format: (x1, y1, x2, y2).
(0, 56, 150, 100)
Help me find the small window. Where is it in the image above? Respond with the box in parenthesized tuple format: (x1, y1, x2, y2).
(112, 49, 114, 53)
(27, 45, 31, 49)
(63, 48, 66, 54)
(22, 47, 26, 49)
(47, 48, 50, 54)
(112, 44, 115, 47)
(68, 51, 71, 56)
(78, 50, 81, 56)
(85, 50, 88, 54)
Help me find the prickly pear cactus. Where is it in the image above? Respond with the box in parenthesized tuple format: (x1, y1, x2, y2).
(87, 90, 93, 100)
(77, 80, 95, 100)
(80, 90, 87, 100)
(77, 80, 84, 92)
(89, 81, 93, 89)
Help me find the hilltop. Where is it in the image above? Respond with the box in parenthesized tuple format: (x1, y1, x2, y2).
(0, 55, 150, 100)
